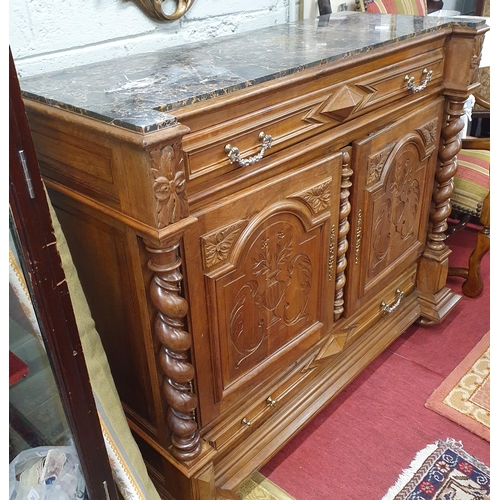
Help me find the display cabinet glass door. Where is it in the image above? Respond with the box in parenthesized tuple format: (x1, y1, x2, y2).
(9, 218, 88, 498)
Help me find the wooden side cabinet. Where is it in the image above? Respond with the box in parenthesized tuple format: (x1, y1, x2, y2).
(19, 15, 488, 500)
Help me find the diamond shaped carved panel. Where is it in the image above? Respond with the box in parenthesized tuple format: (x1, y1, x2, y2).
(304, 84, 373, 124)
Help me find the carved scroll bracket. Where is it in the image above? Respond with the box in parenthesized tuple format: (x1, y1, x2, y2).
(133, 0, 195, 21)
(145, 238, 202, 463)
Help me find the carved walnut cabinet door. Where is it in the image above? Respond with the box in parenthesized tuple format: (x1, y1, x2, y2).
(345, 99, 444, 316)
(183, 147, 348, 433)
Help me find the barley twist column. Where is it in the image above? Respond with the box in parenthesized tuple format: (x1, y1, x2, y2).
(417, 95, 468, 324)
(146, 240, 202, 462)
(334, 150, 353, 321)
(427, 97, 466, 251)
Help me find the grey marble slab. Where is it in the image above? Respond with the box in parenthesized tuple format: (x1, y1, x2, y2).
(19, 13, 487, 134)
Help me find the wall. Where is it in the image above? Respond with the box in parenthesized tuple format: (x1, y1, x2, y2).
(10, 0, 291, 77)
(10, 1, 361, 78)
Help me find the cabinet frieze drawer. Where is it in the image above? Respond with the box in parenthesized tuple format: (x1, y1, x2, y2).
(181, 47, 444, 188)
(355, 50, 444, 112)
(204, 396, 271, 451)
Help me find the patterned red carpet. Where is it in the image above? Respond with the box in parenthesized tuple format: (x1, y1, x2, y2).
(382, 438, 489, 499)
(425, 332, 490, 442)
(259, 227, 490, 499)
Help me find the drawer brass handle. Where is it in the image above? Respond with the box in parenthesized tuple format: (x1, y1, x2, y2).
(380, 289, 404, 315)
(404, 68, 433, 93)
(267, 397, 277, 407)
(241, 418, 252, 426)
(225, 132, 273, 167)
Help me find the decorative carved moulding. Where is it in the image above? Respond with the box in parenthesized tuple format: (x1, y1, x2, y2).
(133, 0, 195, 21)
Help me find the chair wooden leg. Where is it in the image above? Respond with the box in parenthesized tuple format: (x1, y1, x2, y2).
(461, 226, 490, 297)
(448, 227, 489, 298)
(448, 192, 490, 298)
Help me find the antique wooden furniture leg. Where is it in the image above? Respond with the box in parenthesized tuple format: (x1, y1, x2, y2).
(448, 191, 490, 297)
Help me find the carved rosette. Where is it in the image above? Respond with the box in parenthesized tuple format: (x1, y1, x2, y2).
(469, 36, 484, 86)
(149, 142, 189, 229)
(428, 97, 466, 251)
(201, 220, 246, 269)
(146, 240, 202, 462)
(367, 143, 393, 186)
(290, 179, 332, 214)
(334, 150, 353, 320)
(416, 118, 438, 150)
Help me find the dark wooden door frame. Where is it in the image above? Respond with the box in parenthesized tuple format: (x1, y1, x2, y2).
(9, 48, 119, 500)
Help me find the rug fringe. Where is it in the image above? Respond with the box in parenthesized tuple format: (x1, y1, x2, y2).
(381, 442, 439, 500)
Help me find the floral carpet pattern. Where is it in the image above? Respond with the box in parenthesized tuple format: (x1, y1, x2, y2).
(425, 332, 490, 441)
(383, 438, 489, 500)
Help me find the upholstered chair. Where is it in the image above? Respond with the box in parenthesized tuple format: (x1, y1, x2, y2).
(447, 94, 490, 298)
(354, 0, 428, 14)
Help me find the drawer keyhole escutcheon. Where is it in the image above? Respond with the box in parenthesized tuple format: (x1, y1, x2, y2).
(404, 68, 433, 93)
(381, 289, 404, 315)
(241, 418, 252, 427)
(267, 397, 277, 407)
(225, 131, 273, 167)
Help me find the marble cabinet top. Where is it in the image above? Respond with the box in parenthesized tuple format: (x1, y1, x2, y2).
(19, 13, 486, 134)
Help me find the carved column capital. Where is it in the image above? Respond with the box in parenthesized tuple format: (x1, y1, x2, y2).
(148, 139, 189, 230)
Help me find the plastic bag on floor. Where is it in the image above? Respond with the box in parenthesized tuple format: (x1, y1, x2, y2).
(9, 446, 87, 500)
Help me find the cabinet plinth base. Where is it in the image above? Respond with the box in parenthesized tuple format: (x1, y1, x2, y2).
(417, 287, 461, 325)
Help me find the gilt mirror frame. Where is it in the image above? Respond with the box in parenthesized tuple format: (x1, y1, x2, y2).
(133, 0, 195, 20)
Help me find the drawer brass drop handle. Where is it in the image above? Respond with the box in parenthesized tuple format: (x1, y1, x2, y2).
(404, 68, 433, 93)
(225, 132, 273, 167)
(267, 397, 277, 407)
(380, 289, 404, 315)
(241, 418, 252, 426)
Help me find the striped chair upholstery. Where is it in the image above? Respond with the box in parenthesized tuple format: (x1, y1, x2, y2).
(447, 142, 490, 298)
(363, 0, 427, 14)
(452, 149, 490, 218)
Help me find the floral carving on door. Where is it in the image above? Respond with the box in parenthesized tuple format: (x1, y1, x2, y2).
(372, 148, 421, 270)
(390, 158, 420, 239)
(229, 225, 312, 367)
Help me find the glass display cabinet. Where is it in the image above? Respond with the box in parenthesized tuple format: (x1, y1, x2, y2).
(9, 48, 119, 500)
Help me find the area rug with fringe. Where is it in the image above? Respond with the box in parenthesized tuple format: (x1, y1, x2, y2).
(382, 438, 490, 499)
(425, 332, 490, 442)
(236, 472, 296, 500)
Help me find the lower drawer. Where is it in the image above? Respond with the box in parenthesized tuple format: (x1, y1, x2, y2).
(340, 263, 418, 348)
(203, 344, 318, 451)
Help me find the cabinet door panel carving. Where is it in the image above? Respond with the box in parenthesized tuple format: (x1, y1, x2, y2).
(367, 138, 425, 283)
(187, 150, 346, 416)
(217, 214, 319, 391)
(346, 100, 443, 315)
